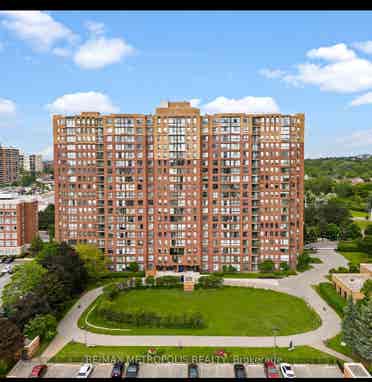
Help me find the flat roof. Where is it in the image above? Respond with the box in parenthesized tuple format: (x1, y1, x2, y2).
(333, 273, 371, 292)
(344, 363, 371, 378)
(360, 263, 372, 273)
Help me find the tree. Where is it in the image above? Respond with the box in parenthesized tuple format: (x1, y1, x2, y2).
(324, 223, 341, 241)
(38, 271, 68, 315)
(38, 204, 55, 231)
(342, 298, 358, 351)
(23, 314, 57, 341)
(0, 318, 24, 364)
(127, 261, 139, 272)
(341, 223, 362, 240)
(29, 235, 44, 256)
(357, 236, 372, 256)
(297, 252, 311, 271)
(361, 279, 372, 300)
(2, 262, 47, 309)
(7, 291, 52, 330)
(364, 225, 372, 236)
(352, 298, 372, 361)
(36, 242, 88, 298)
(76, 243, 107, 279)
(280, 262, 289, 272)
(304, 226, 319, 244)
(258, 259, 275, 273)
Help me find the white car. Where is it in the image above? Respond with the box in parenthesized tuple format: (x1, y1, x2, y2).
(280, 363, 296, 378)
(1, 265, 12, 274)
(76, 364, 94, 378)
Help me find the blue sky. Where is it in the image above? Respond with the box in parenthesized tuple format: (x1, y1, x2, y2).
(1, 11, 372, 159)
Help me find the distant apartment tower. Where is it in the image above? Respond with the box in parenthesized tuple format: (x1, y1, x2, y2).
(23, 154, 44, 173)
(0, 145, 20, 185)
(54, 101, 304, 272)
(0, 194, 38, 256)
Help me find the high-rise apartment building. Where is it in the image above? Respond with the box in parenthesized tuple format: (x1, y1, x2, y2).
(0, 145, 21, 185)
(54, 101, 304, 273)
(0, 194, 38, 256)
(23, 154, 44, 173)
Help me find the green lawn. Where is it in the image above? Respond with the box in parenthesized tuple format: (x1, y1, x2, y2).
(51, 342, 338, 364)
(314, 283, 347, 317)
(326, 333, 354, 359)
(354, 220, 372, 231)
(338, 251, 371, 266)
(80, 286, 321, 336)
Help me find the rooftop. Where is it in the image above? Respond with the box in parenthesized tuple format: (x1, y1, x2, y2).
(332, 273, 371, 292)
(360, 263, 372, 274)
(344, 363, 371, 378)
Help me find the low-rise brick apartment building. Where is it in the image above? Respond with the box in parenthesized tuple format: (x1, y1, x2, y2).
(0, 193, 38, 256)
(54, 101, 304, 273)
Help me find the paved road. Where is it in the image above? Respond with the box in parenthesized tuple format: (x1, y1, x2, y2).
(42, 240, 351, 362)
(8, 360, 343, 378)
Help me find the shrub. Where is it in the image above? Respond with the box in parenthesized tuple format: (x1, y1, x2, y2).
(329, 266, 350, 274)
(197, 275, 223, 289)
(337, 241, 359, 252)
(155, 276, 182, 288)
(100, 271, 145, 279)
(103, 283, 120, 300)
(258, 260, 275, 273)
(135, 277, 143, 288)
(315, 283, 347, 317)
(23, 313, 57, 341)
(97, 301, 206, 329)
(280, 262, 289, 272)
(145, 276, 155, 287)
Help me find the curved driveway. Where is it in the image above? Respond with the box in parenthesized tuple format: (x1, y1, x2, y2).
(42, 240, 351, 361)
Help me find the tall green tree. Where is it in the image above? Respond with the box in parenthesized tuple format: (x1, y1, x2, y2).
(2, 262, 47, 309)
(29, 235, 44, 256)
(352, 298, 372, 361)
(361, 279, 372, 300)
(342, 298, 358, 350)
(75, 243, 107, 279)
(23, 314, 57, 341)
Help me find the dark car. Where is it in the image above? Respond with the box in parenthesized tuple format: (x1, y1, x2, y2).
(5, 257, 13, 264)
(188, 364, 199, 378)
(234, 364, 247, 379)
(264, 360, 281, 378)
(125, 362, 139, 378)
(111, 361, 125, 379)
(29, 364, 48, 378)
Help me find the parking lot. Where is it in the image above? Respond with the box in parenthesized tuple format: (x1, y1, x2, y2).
(8, 361, 343, 378)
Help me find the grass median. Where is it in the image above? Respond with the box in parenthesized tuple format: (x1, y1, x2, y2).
(50, 342, 339, 364)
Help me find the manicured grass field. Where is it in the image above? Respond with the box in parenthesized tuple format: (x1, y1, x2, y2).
(339, 251, 371, 266)
(51, 342, 339, 364)
(326, 333, 354, 359)
(354, 220, 372, 231)
(80, 286, 321, 336)
(351, 210, 369, 218)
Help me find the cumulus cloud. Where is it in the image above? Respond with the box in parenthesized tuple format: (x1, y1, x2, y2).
(200, 96, 280, 114)
(337, 129, 372, 147)
(0, 11, 77, 51)
(73, 36, 134, 69)
(306, 43, 356, 61)
(85, 20, 105, 36)
(350, 92, 372, 106)
(0, 98, 16, 114)
(260, 42, 372, 94)
(353, 40, 372, 55)
(47, 91, 119, 114)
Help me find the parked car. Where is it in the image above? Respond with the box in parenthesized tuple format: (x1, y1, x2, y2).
(188, 363, 199, 378)
(76, 363, 94, 378)
(29, 364, 48, 378)
(264, 360, 281, 378)
(111, 361, 125, 378)
(125, 362, 139, 378)
(4, 257, 13, 264)
(280, 363, 296, 378)
(6, 265, 13, 274)
(0, 267, 7, 276)
(1, 257, 8, 263)
(234, 364, 247, 379)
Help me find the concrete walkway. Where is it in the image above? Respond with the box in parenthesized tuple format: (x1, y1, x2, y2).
(42, 240, 352, 362)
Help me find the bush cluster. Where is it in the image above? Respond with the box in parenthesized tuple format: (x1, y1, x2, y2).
(337, 241, 360, 252)
(97, 301, 205, 329)
(315, 283, 347, 317)
(196, 275, 223, 289)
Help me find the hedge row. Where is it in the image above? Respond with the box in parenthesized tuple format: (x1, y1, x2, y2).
(337, 241, 359, 252)
(97, 301, 205, 329)
(315, 282, 347, 317)
(101, 271, 145, 279)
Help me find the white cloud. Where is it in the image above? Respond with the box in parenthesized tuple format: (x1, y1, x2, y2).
(306, 43, 356, 61)
(189, 98, 201, 107)
(0, 98, 16, 114)
(47, 91, 119, 114)
(73, 36, 134, 69)
(353, 40, 372, 55)
(261, 42, 372, 94)
(85, 20, 105, 36)
(0, 11, 77, 51)
(52, 47, 72, 57)
(200, 96, 280, 114)
(39, 145, 53, 159)
(337, 129, 372, 147)
(350, 92, 372, 106)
